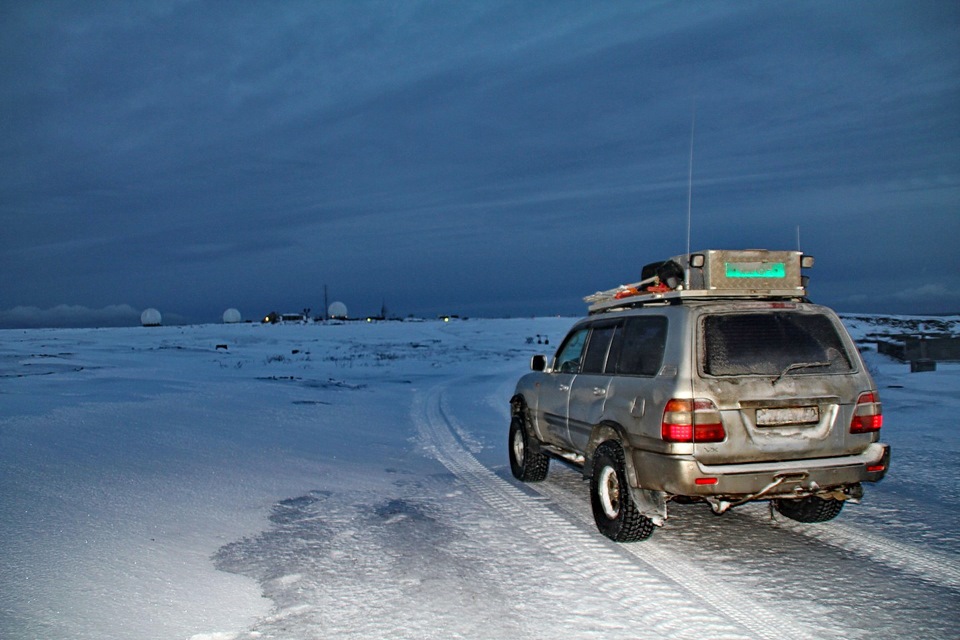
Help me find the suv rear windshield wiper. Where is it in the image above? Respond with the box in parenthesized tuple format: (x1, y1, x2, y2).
(772, 361, 832, 386)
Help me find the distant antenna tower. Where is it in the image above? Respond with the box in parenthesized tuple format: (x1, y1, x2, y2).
(323, 284, 329, 322)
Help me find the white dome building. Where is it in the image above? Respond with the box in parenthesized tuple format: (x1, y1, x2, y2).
(140, 308, 162, 327)
(222, 308, 242, 324)
(328, 301, 348, 320)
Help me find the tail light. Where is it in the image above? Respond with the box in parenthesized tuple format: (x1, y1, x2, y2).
(850, 391, 883, 433)
(662, 399, 725, 442)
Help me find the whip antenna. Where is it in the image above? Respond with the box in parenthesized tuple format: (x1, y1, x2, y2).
(685, 102, 696, 287)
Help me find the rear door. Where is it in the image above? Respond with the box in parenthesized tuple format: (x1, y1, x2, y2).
(597, 315, 672, 449)
(695, 306, 868, 464)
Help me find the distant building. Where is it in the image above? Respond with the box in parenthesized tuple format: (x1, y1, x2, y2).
(875, 333, 960, 369)
(262, 311, 308, 324)
(222, 308, 242, 323)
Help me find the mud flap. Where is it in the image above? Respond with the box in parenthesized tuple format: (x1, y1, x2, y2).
(627, 485, 667, 527)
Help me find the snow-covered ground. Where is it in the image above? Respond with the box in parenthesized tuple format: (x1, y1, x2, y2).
(1, 316, 958, 639)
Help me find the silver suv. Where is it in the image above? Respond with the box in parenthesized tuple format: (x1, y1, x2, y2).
(509, 250, 890, 541)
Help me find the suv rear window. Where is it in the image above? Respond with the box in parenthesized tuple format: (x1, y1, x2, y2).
(702, 312, 853, 377)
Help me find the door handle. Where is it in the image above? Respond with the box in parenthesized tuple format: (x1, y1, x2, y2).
(593, 387, 606, 396)
(559, 384, 570, 391)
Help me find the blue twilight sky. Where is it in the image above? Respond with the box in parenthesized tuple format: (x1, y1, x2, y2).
(1, 1, 958, 327)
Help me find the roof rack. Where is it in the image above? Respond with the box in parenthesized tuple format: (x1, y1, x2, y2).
(585, 249, 814, 314)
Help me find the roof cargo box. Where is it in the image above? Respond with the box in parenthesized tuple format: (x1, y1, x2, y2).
(586, 249, 813, 314)
(693, 249, 805, 291)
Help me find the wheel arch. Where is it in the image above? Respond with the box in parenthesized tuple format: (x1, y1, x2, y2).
(510, 393, 534, 429)
(584, 421, 631, 480)
(510, 393, 544, 454)
(586, 421, 668, 526)
(509, 393, 527, 417)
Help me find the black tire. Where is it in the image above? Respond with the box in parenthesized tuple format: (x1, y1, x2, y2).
(773, 495, 844, 523)
(508, 416, 549, 482)
(590, 442, 655, 542)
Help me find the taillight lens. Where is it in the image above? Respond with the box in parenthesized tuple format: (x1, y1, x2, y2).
(662, 399, 726, 442)
(850, 391, 883, 433)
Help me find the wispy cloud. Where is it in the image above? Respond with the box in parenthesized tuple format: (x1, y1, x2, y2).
(0, 305, 142, 329)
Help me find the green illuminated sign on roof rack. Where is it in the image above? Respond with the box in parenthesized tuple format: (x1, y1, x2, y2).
(725, 261, 786, 279)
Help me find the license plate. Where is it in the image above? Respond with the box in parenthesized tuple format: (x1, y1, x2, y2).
(756, 406, 819, 426)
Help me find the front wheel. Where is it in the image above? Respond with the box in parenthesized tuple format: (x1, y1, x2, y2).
(773, 495, 844, 523)
(590, 442, 654, 542)
(508, 416, 549, 482)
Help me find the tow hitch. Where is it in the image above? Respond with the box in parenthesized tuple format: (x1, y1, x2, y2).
(707, 472, 810, 515)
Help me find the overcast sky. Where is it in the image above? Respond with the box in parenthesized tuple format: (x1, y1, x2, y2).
(2, 1, 958, 327)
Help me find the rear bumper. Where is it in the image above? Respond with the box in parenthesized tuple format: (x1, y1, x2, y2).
(630, 443, 890, 498)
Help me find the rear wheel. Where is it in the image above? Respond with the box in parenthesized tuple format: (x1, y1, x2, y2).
(773, 495, 844, 523)
(508, 416, 549, 482)
(590, 442, 654, 542)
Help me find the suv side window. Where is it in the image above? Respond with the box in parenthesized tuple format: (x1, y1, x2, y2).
(554, 328, 589, 373)
(607, 316, 668, 376)
(581, 322, 618, 374)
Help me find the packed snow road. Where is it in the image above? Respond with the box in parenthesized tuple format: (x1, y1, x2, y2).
(0, 318, 957, 639)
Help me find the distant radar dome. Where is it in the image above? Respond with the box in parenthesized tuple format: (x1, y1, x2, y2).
(328, 301, 348, 319)
(222, 308, 242, 324)
(140, 308, 162, 327)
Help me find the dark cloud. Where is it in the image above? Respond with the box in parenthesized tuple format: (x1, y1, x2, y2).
(1, 1, 958, 327)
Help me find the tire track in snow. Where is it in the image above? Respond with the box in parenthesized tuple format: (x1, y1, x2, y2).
(415, 378, 818, 640)
(441, 388, 828, 640)
(759, 513, 960, 591)
(530, 477, 830, 640)
(415, 386, 739, 640)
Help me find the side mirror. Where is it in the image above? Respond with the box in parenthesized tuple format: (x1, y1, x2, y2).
(530, 355, 547, 372)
